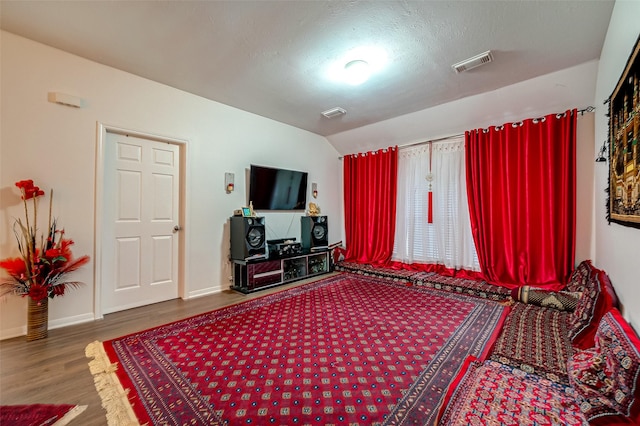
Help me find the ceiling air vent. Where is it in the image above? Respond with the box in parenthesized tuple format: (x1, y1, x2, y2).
(321, 107, 346, 119)
(452, 50, 493, 73)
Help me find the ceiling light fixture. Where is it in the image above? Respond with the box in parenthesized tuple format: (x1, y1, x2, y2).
(343, 60, 371, 85)
(325, 46, 387, 84)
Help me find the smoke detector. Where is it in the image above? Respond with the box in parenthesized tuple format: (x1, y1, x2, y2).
(452, 50, 493, 73)
(321, 107, 346, 119)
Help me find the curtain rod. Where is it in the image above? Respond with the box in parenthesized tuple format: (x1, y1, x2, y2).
(578, 105, 596, 115)
(338, 106, 595, 159)
(338, 133, 463, 160)
(394, 106, 595, 150)
(396, 133, 464, 151)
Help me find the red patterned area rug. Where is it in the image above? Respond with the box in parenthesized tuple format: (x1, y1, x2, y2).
(86, 274, 508, 425)
(0, 404, 87, 426)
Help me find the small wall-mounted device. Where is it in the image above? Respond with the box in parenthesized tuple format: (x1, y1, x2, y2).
(225, 172, 234, 193)
(312, 182, 318, 198)
(595, 141, 607, 163)
(47, 92, 83, 108)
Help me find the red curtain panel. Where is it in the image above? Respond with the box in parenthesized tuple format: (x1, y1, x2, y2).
(465, 110, 577, 290)
(343, 147, 398, 264)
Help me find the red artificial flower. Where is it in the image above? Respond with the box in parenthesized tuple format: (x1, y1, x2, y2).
(23, 187, 45, 200)
(44, 248, 60, 259)
(28, 284, 48, 302)
(44, 239, 75, 264)
(15, 180, 34, 190)
(44, 248, 67, 263)
(0, 257, 27, 278)
(15, 179, 44, 200)
(1, 180, 91, 302)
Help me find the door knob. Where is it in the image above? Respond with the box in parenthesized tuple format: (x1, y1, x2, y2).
(173, 225, 182, 232)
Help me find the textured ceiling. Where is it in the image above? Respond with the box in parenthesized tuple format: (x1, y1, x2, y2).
(0, 1, 614, 137)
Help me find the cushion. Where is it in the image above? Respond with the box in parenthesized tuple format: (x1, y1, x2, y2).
(511, 285, 581, 312)
(331, 246, 346, 264)
(568, 348, 618, 413)
(489, 303, 573, 383)
(568, 308, 640, 425)
(333, 262, 418, 282)
(412, 271, 511, 301)
(566, 260, 594, 293)
(568, 268, 616, 350)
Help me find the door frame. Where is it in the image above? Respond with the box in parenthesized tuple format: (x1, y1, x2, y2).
(94, 123, 189, 320)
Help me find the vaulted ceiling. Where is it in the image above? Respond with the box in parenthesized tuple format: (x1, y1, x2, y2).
(1, 1, 614, 137)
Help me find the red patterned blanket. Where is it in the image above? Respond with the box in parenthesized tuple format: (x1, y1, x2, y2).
(437, 358, 586, 425)
(86, 273, 508, 425)
(0, 404, 87, 426)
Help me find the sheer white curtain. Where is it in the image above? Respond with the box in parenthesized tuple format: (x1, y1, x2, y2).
(392, 137, 480, 271)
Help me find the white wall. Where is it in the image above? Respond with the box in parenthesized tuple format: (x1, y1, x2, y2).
(594, 1, 640, 329)
(0, 31, 341, 339)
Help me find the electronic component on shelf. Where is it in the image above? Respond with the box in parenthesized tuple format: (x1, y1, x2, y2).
(268, 240, 303, 258)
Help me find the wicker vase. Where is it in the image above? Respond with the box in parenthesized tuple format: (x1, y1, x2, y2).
(26, 297, 48, 341)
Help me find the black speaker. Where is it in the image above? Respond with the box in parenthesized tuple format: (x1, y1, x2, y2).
(301, 216, 328, 249)
(230, 216, 266, 260)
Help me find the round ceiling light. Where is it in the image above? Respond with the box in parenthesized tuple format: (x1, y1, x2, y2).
(324, 47, 387, 85)
(343, 60, 371, 85)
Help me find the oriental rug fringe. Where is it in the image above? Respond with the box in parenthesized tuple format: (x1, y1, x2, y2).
(86, 273, 508, 425)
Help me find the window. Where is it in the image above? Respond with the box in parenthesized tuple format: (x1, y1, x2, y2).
(393, 137, 479, 271)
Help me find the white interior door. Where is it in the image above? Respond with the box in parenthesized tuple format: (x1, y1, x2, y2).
(102, 132, 180, 314)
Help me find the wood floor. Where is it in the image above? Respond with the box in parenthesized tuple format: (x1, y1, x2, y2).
(0, 276, 331, 425)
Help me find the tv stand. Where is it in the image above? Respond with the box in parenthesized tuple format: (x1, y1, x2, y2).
(231, 249, 330, 294)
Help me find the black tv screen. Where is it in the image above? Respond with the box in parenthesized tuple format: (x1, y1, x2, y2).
(249, 164, 308, 210)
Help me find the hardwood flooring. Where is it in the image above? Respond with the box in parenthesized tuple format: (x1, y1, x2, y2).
(0, 276, 332, 425)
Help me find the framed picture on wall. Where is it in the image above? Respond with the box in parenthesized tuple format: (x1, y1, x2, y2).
(607, 34, 640, 228)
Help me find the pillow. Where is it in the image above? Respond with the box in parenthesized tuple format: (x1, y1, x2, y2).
(568, 348, 616, 407)
(566, 260, 594, 293)
(568, 309, 640, 425)
(569, 269, 615, 350)
(510, 286, 581, 311)
(331, 246, 346, 264)
(574, 350, 613, 390)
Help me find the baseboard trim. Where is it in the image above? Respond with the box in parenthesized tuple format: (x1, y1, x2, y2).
(187, 287, 222, 299)
(49, 313, 96, 330)
(0, 313, 96, 341)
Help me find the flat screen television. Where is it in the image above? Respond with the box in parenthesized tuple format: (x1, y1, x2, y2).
(249, 164, 308, 210)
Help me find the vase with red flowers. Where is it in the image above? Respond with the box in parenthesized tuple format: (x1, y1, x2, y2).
(0, 180, 90, 341)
